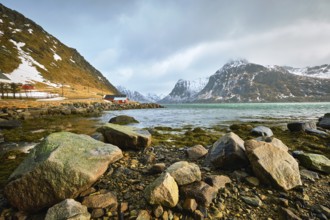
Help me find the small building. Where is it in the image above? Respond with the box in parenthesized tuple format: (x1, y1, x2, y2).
(103, 94, 128, 104)
(21, 84, 35, 90)
(0, 72, 11, 84)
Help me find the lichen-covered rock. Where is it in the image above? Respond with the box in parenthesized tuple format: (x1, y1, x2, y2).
(206, 132, 248, 170)
(4, 132, 123, 213)
(45, 199, 90, 220)
(166, 161, 201, 185)
(245, 140, 301, 191)
(97, 123, 151, 150)
(293, 151, 330, 174)
(144, 173, 179, 208)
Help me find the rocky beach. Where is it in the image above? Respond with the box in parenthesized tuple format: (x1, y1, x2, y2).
(0, 103, 329, 220)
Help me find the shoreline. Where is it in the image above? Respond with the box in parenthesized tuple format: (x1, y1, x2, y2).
(0, 106, 329, 219)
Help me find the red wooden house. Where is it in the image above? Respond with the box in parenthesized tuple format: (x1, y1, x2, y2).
(103, 94, 128, 104)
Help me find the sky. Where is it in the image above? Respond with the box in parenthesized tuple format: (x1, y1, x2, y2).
(2, 0, 330, 95)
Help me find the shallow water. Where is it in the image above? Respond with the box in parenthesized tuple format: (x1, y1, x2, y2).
(99, 102, 330, 128)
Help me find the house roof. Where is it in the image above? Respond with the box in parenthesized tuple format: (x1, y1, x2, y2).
(104, 94, 127, 99)
(0, 72, 11, 83)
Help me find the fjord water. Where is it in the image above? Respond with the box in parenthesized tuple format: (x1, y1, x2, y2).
(100, 102, 330, 128)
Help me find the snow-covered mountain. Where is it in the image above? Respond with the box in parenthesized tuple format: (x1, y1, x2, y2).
(0, 3, 117, 93)
(117, 86, 163, 103)
(159, 78, 208, 103)
(283, 64, 330, 79)
(162, 59, 330, 103)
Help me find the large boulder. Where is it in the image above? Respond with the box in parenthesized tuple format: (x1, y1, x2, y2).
(144, 173, 179, 208)
(251, 126, 273, 137)
(206, 132, 249, 170)
(245, 140, 301, 190)
(166, 161, 201, 186)
(4, 132, 123, 213)
(45, 199, 90, 220)
(255, 137, 289, 152)
(109, 115, 139, 125)
(97, 123, 151, 150)
(293, 151, 330, 174)
(318, 113, 330, 129)
(287, 121, 317, 132)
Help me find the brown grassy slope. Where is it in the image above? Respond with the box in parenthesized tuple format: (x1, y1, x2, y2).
(0, 3, 118, 94)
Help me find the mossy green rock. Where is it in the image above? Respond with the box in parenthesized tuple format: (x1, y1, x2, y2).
(109, 115, 139, 125)
(4, 132, 123, 213)
(294, 152, 330, 174)
(97, 123, 151, 150)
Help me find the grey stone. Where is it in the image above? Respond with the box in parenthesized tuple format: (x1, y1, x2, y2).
(97, 123, 151, 150)
(245, 140, 302, 191)
(305, 128, 329, 137)
(251, 126, 273, 137)
(287, 121, 317, 132)
(186, 145, 208, 160)
(241, 196, 262, 207)
(206, 132, 249, 170)
(82, 192, 117, 209)
(300, 169, 319, 181)
(144, 173, 179, 207)
(180, 181, 217, 207)
(204, 175, 231, 191)
(166, 161, 201, 185)
(4, 132, 123, 212)
(318, 113, 330, 129)
(45, 199, 90, 220)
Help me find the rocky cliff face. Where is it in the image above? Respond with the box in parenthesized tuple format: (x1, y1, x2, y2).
(0, 4, 118, 93)
(160, 78, 208, 103)
(161, 60, 330, 103)
(117, 86, 164, 103)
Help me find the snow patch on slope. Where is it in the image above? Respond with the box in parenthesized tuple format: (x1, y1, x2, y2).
(53, 53, 62, 61)
(4, 39, 57, 86)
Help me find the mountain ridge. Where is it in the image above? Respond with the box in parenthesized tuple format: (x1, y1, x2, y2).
(161, 59, 330, 103)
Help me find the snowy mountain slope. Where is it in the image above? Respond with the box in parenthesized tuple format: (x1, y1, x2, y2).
(117, 86, 163, 103)
(162, 59, 330, 103)
(159, 77, 208, 103)
(283, 64, 330, 79)
(0, 3, 118, 93)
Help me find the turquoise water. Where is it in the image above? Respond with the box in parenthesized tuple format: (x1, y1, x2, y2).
(100, 103, 330, 128)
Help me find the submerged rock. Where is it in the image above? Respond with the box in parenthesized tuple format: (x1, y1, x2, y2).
(245, 140, 301, 190)
(109, 115, 139, 125)
(97, 123, 152, 150)
(45, 199, 90, 220)
(293, 151, 330, 174)
(4, 132, 123, 212)
(206, 132, 248, 170)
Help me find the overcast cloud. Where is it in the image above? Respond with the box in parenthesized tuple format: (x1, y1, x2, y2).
(2, 0, 330, 95)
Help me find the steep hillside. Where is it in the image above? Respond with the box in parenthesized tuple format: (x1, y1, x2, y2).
(160, 78, 208, 103)
(0, 4, 118, 94)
